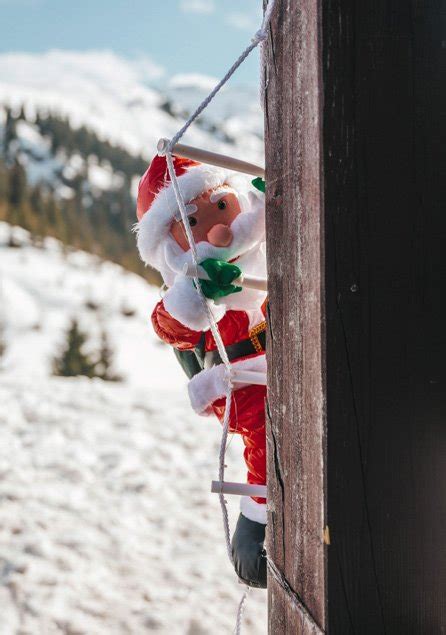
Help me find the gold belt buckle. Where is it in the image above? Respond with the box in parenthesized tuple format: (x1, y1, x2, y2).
(249, 320, 267, 353)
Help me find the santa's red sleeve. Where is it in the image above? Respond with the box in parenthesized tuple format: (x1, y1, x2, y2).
(151, 300, 202, 350)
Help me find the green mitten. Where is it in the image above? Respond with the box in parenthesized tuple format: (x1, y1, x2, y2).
(198, 258, 242, 300)
(251, 177, 266, 193)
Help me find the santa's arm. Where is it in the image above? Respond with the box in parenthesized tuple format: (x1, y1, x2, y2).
(162, 275, 226, 332)
(152, 300, 203, 350)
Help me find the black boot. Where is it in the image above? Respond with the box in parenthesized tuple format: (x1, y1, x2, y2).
(231, 513, 267, 588)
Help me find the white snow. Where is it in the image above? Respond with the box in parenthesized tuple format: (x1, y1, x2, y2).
(88, 161, 123, 193)
(168, 73, 220, 93)
(0, 223, 267, 634)
(15, 120, 44, 148)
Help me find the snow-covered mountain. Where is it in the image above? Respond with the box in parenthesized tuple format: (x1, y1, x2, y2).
(0, 50, 264, 162)
(0, 50, 264, 282)
(0, 223, 267, 634)
(4, 116, 129, 203)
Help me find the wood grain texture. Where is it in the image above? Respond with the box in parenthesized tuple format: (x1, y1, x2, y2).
(264, 1, 327, 632)
(264, 0, 445, 631)
(323, 0, 446, 632)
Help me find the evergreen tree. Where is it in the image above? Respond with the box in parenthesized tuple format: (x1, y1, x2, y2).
(0, 160, 9, 207)
(3, 106, 17, 156)
(8, 160, 27, 208)
(0, 320, 6, 366)
(53, 319, 97, 378)
(95, 329, 121, 381)
(29, 185, 46, 236)
(17, 105, 26, 121)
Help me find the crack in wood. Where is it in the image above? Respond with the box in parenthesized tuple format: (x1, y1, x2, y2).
(266, 302, 274, 358)
(267, 558, 325, 634)
(269, 22, 278, 76)
(266, 399, 286, 559)
(267, 402, 286, 501)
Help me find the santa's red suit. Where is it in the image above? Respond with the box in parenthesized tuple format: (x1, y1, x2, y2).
(136, 153, 267, 524)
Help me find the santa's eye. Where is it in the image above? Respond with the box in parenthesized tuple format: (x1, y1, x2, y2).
(189, 216, 198, 227)
(217, 199, 227, 210)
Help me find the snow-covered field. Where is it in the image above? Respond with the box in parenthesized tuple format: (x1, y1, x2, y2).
(0, 224, 267, 634)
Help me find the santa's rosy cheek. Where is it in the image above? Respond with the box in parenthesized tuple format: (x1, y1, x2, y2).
(170, 223, 188, 251)
(170, 220, 208, 250)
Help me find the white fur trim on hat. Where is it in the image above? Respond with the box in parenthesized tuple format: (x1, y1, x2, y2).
(136, 164, 229, 270)
(241, 496, 267, 524)
(187, 353, 266, 415)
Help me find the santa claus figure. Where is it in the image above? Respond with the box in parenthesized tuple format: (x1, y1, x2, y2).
(136, 153, 267, 588)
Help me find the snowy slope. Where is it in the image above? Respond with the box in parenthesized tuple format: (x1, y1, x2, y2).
(0, 50, 263, 163)
(0, 224, 267, 634)
(4, 117, 128, 201)
(0, 222, 173, 388)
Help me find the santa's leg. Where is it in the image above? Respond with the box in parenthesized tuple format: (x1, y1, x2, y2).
(232, 396, 267, 588)
(232, 513, 267, 588)
(212, 383, 268, 586)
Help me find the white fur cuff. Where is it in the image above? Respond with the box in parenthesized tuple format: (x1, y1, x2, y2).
(163, 275, 225, 332)
(240, 496, 267, 525)
(187, 354, 267, 415)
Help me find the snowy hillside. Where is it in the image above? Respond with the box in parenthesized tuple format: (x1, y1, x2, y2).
(0, 224, 267, 634)
(0, 50, 264, 163)
(3, 115, 129, 202)
(0, 222, 168, 386)
(0, 50, 264, 281)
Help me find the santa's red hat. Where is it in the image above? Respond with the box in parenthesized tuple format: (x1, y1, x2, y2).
(136, 154, 200, 222)
(136, 154, 238, 270)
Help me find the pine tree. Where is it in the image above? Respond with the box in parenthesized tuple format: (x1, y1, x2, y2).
(95, 329, 121, 381)
(17, 105, 26, 121)
(8, 160, 27, 208)
(0, 321, 6, 366)
(3, 106, 17, 156)
(53, 319, 97, 378)
(0, 160, 9, 202)
(29, 185, 46, 237)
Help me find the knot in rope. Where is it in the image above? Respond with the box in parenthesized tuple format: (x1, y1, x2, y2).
(252, 29, 268, 44)
(156, 137, 169, 157)
(224, 364, 235, 389)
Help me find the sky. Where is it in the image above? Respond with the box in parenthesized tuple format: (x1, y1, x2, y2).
(0, 0, 262, 85)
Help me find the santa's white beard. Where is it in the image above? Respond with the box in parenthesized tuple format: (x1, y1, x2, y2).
(160, 193, 267, 319)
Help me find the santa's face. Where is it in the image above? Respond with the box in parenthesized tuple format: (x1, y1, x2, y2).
(170, 186, 242, 251)
(161, 183, 265, 287)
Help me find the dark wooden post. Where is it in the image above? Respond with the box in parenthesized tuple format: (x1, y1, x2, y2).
(265, 0, 446, 633)
(264, 1, 327, 632)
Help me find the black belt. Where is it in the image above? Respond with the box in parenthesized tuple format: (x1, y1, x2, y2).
(204, 326, 266, 369)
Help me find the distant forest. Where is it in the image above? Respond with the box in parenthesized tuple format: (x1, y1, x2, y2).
(0, 106, 160, 284)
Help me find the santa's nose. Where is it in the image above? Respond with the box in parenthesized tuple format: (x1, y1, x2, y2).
(207, 224, 233, 247)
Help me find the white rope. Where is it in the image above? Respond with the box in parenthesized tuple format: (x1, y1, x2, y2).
(163, 1, 277, 631)
(165, 151, 234, 564)
(168, 3, 275, 152)
(234, 587, 250, 635)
